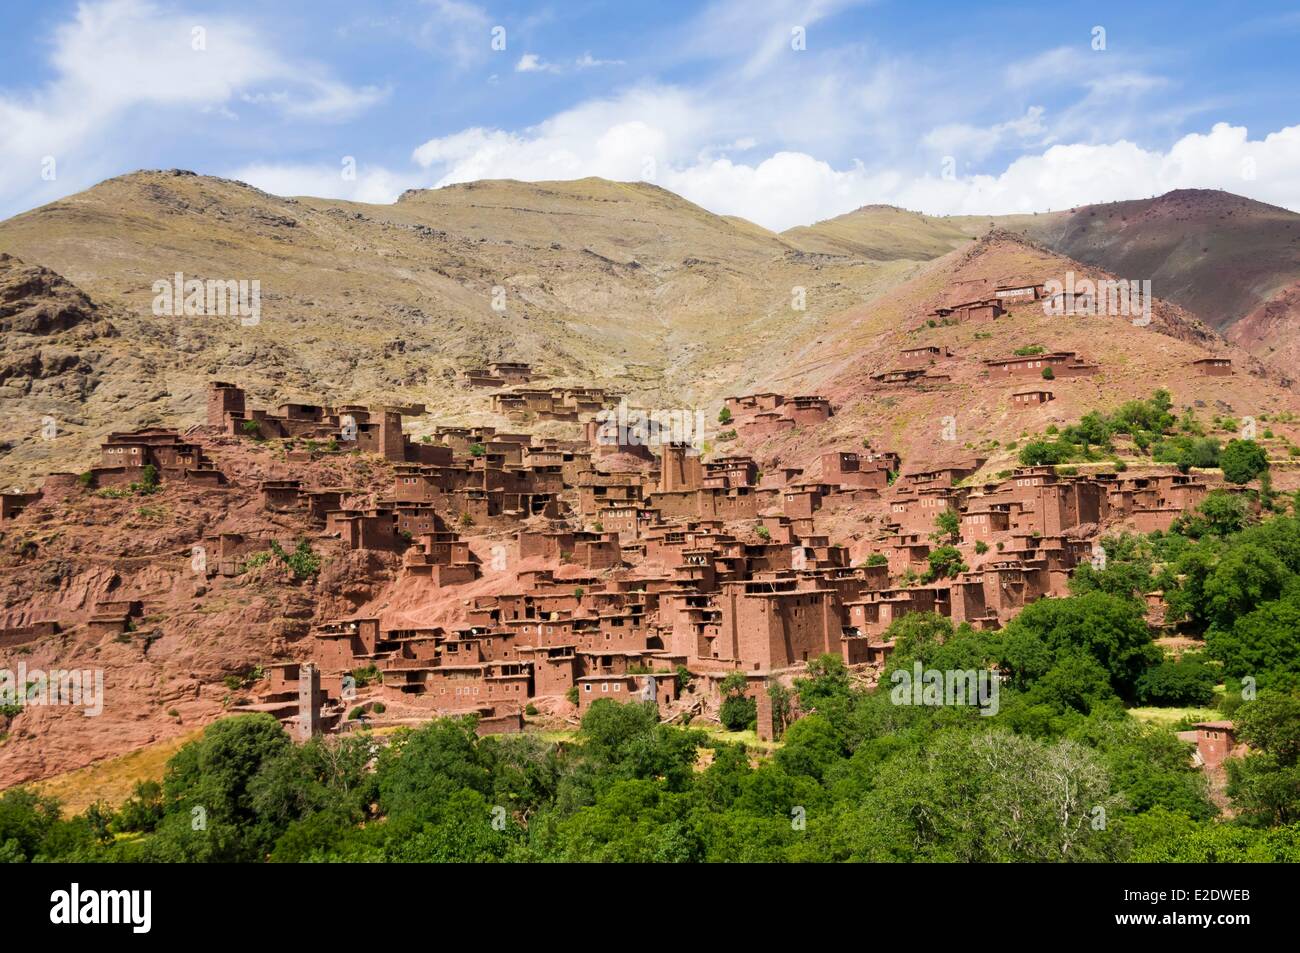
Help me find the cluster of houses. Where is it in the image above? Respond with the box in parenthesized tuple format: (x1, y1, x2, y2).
(0, 320, 1247, 743)
(201, 376, 1239, 741)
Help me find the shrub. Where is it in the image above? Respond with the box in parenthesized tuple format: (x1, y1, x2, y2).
(720, 694, 757, 731)
(717, 407, 733, 425)
(1136, 658, 1217, 706)
(1220, 439, 1269, 485)
(269, 538, 321, 580)
(1041, 366, 1055, 380)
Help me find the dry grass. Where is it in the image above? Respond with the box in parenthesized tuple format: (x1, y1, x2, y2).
(33, 727, 205, 813)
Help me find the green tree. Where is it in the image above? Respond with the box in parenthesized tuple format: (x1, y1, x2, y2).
(1227, 693, 1300, 827)
(1220, 439, 1268, 484)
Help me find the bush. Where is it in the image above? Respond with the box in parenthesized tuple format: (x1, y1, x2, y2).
(565, 686, 579, 706)
(1135, 658, 1218, 706)
(1041, 366, 1055, 380)
(717, 407, 733, 425)
(719, 695, 757, 731)
(1221, 439, 1269, 485)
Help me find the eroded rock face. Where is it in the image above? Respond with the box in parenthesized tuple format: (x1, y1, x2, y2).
(0, 436, 400, 788)
(0, 254, 116, 338)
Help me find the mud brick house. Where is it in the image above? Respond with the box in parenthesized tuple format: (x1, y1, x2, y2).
(576, 672, 677, 712)
(326, 507, 402, 551)
(960, 505, 1012, 540)
(260, 480, 303, 511)
(739, 411, 796, 439)
(1012, 389, 1054, 408)
(785, 396, 833, 426)
(820, 451, 891, 490)
(1190, 721, 1242, 769)
(0, 489, 42, 523)
(844, 586, 941, 639)
(901, 459, 984, 490)
(994, 283, 1047, 303)
(578, 471, 643, 516)
(885, 488, 960, 535)
(231, 662, 337, 740)
(872, 368, 928, 386)
(932, 297, 1004, 323)
(95, 428, 226, 486)
(207, 380, 246, 426)
(724, 393, 785, 416)
(460, 368, 505, 388)
(983, 351, 1098, 379)
(899, 345, 952, 366)
(487, 361, 533, 384)
(0, 621, 61, 650)
(402, 532, 479, 585)
(884, 532, 931, 575)
(660, 443, 704, 491)
(198, 532, 280, 576)
(782, 485, 823, 520)
(713, 579, 843, 670)
(599, 504, 656, 542)
(87, 599, 143, 635)
(704, 455, 758, 489)
(1190, 357, 1233, 376)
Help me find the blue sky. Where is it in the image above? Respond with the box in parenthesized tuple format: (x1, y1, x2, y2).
(2, 0, 1299, 229)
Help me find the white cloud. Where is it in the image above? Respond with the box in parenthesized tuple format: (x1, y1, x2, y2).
(409, 84, 1300, 230)
(516, 52, 624, 74)
(922, 108, 1047, 162)
(515, 53, 559, 73)
(576, 53, 625, 69)
(0, 0, 388, 216)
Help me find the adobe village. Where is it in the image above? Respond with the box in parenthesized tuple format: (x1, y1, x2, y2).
(2, 264, 1289, 779)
